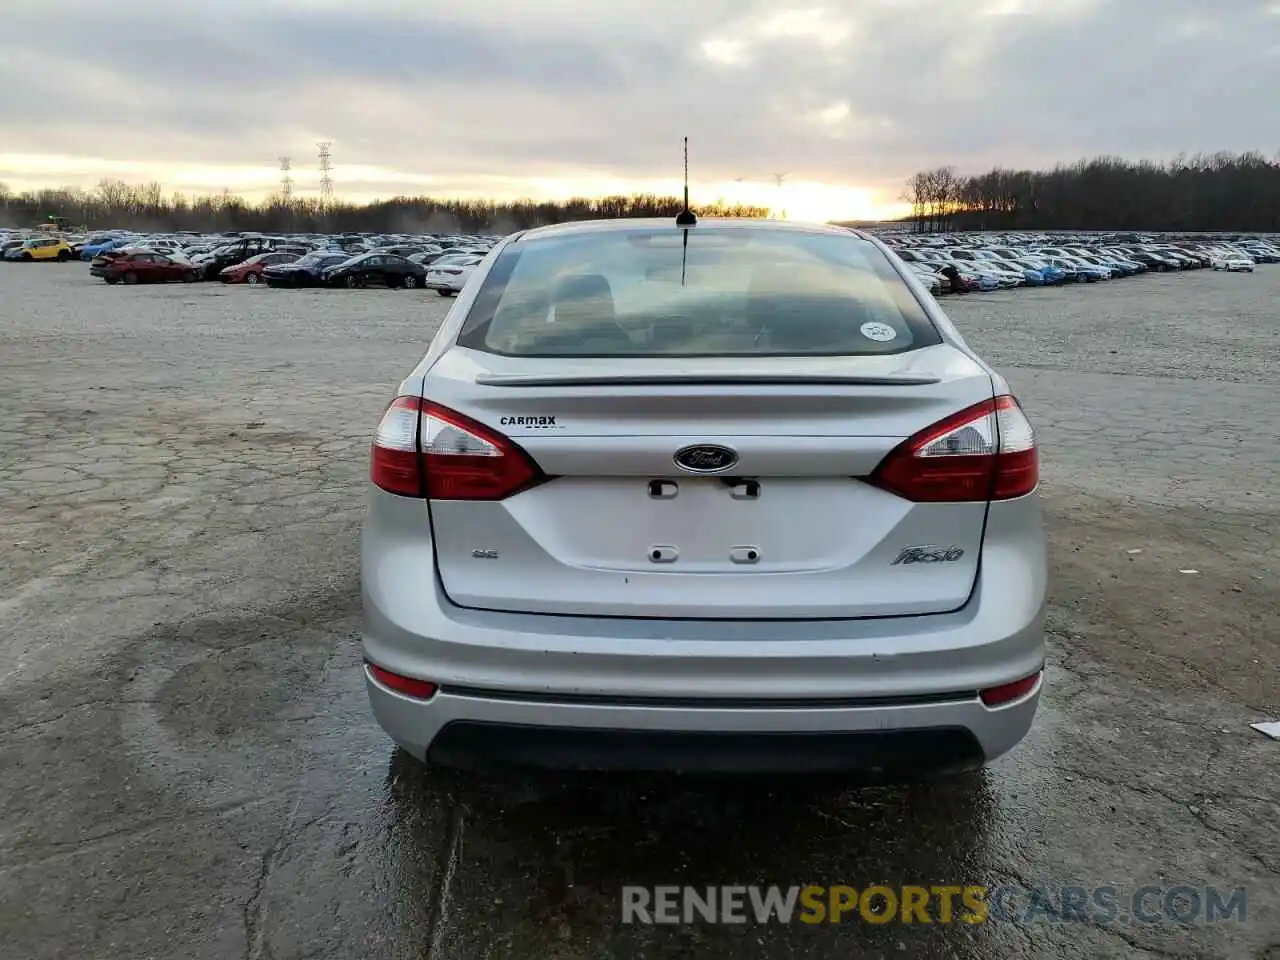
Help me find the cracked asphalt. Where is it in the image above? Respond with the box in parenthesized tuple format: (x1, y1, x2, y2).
(1, 263, 1277, 959)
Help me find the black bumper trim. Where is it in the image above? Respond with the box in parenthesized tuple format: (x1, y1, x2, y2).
(426, 722, 986, 775)
(440, 685, 978, 710)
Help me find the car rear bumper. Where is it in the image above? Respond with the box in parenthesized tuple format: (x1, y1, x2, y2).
(368, 677, 1037, 774)
(422, 718, 995, 775)
(362, 489, 1047, 772)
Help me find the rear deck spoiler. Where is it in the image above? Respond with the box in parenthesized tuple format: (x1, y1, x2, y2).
(474, 373, 941, 388)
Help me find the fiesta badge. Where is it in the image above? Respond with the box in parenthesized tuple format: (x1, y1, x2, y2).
(673, 444, 739, 475)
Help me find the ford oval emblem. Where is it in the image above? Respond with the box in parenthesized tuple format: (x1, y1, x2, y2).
(673, 444, 739, 475)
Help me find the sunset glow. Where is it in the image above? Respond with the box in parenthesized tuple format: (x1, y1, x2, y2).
(0, 153, 910, 223)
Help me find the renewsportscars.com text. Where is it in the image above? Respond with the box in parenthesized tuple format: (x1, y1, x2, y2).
(622, 884, 1248, 926)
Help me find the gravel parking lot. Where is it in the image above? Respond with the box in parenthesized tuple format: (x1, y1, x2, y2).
(1, 263, 1277, 959)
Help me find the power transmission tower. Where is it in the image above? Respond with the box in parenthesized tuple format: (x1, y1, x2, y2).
(278, 156, 293, 204)
(317, 141, 334, 211)
(771, 172, 788, 219)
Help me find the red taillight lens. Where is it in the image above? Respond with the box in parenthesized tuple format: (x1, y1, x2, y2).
(869, 395, 1038, 502)
(366, 662, 437, 700)
(420, 401, 543, 500)
(369, 397, 544, 500)
(980, 670, 1042, 707)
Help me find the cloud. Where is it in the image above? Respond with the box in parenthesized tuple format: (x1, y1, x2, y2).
(3, 0, 1280, 219)
(815, 102, 852, 125)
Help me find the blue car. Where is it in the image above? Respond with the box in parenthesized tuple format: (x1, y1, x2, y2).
(1014, 259, 1067, 284)
(1041, 258, 1085, 282)
(1066, 261, 1111, 281)
(995, 261, 1047, 285)
(80, 236, 130, 260)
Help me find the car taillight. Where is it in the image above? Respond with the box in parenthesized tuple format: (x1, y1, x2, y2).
(370, 397, 544, 500)
(370, 397, 423, 496)
(868, 395, 1037, 502)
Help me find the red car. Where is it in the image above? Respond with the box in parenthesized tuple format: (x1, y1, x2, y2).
(90, 251, 198, 284)
(219, 251, 301, 284)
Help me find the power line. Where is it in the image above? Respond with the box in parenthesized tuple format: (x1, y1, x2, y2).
(317, 141, 334, 210)
(278, 156, 293, 203)
(771, 172, 788, 220)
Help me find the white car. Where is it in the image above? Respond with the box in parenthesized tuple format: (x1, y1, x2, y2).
(425, 254, 484, 297)
(905, 262, 943, 294)
(1211, 255, 1254, 272)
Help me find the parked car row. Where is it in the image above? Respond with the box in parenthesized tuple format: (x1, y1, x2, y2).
(881, 232, 1276, 294)
(82, 246, 488, 294)
(8, 224, 1277, 302)
(43, 228, 498, 294)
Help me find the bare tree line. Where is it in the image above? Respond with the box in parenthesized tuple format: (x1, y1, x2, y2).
(899, 167, 963, 233)
(903, 151, 1280, 233)
(0, 179, 770, 234)
(10, 149, 1278, 236)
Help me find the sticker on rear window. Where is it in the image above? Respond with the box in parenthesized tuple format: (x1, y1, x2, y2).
(860, 321, 897, 342)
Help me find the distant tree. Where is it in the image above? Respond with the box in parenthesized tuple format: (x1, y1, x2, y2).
(900, 171, 929, 232)
(0, 186, 771, 233)
(95, 178, 130, 208)
(908, 150, 1280, 232)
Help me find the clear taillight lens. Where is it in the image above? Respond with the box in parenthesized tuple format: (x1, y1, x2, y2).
(370, 397, 423, 496)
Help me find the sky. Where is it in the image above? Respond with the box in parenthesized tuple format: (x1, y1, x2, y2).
(2, 0, 1279, 222)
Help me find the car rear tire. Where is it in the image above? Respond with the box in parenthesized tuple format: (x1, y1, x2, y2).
(402, 275, 418, 289)
(123, 271, 139, 284)
(57, 250, 70, 262)
(104, 277, 119, 285)
(21, 253, 33, 261)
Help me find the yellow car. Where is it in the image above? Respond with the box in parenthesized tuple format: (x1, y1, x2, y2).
(6, 237, 73, 262)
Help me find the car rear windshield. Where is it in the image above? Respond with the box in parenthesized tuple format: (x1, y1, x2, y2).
(456, 227, 941, 357)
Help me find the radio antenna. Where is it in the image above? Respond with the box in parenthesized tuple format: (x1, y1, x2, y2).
(676, 137, 697, 228)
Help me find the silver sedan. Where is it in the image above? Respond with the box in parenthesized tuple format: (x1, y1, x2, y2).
(362, 217, 1046, 775)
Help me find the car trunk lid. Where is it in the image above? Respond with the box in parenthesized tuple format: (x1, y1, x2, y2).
(421, 346, 995, 619)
